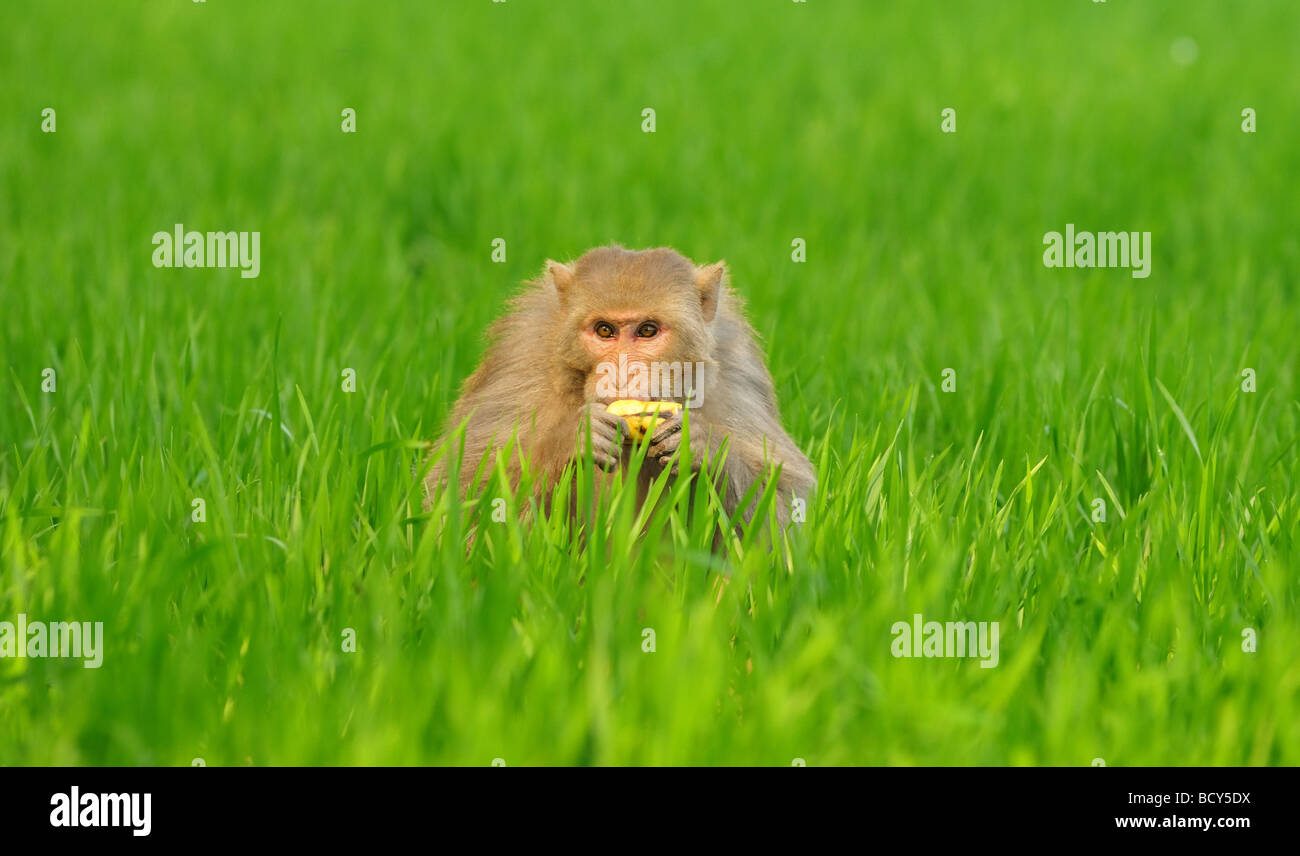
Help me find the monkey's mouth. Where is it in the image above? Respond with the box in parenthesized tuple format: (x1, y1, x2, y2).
(595, 394, 684, 407)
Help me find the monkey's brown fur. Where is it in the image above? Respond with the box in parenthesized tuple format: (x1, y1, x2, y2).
(425, 246, 816, 527)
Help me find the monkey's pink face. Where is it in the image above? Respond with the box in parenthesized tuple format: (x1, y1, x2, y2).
(578, 312, 680, 402)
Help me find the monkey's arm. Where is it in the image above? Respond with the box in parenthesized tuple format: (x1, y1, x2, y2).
(723, 424, 817, 524)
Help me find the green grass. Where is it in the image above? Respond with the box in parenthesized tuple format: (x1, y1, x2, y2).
(1, 0, 1297, 765)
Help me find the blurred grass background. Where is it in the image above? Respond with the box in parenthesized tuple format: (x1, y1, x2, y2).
(0, 0, 1297, 764)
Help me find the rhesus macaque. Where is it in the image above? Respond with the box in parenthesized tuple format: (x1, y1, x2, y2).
(425, 246, 816, 527)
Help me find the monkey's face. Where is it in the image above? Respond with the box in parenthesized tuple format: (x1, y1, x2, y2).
(554, 248, 717, 404)
(570, 304, 703, 404)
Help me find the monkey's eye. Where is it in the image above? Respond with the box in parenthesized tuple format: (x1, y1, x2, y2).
(594, 321, 616, 339)
(636, 321, 659, 338)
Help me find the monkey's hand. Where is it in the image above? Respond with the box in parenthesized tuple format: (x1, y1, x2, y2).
(646, 409, 710, 475)
(575, 402, 628, 473)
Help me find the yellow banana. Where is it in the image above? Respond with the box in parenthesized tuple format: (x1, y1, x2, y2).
(605, 399, 683, 442)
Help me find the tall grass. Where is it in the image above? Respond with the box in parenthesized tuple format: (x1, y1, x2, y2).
(0, 0, 1296, 764)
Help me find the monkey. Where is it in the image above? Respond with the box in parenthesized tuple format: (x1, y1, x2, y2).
(424, 245, 816, 530)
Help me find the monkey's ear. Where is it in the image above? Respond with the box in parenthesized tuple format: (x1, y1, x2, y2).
(546, 260, 575, 299)
(694, 261, 726, 322)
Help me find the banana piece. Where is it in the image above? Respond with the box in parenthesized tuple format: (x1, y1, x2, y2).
(606, 399, 683, 442)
